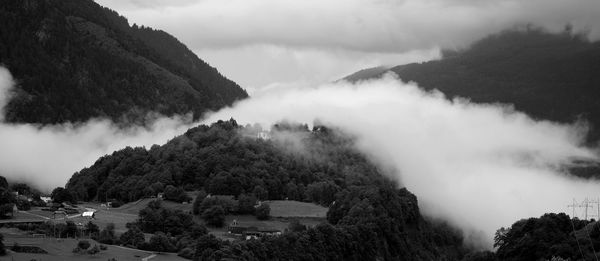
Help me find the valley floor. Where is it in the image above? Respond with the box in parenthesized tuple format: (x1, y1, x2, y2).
(0, 198, 329, 258)
(1, 227, 186, 261)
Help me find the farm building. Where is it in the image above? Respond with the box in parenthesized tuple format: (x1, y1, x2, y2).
(82, 211, 95, 218)
(227, 220, 282, 239)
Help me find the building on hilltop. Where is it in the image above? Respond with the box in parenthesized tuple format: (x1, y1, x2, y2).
(257, 131, 271, 140)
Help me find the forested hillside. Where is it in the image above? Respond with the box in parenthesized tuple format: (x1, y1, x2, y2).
(0, 0, 248, 124)
(492, 213, 600, 261)
(64, 119, 466, 260)
(345, 27, 600, 141)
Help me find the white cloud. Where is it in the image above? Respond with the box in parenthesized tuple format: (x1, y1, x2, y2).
(96, 0, 600, 52)
(204, 74, 600, 248)
(94, 0, 600, 88)
(0, 67, 198, 191)
(194, 44, 440, 90)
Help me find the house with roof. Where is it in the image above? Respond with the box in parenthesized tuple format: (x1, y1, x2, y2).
(227, 219, 282, 239)
(82, 211, 95, 219)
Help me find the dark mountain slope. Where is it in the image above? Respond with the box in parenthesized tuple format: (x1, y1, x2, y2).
(341, 66, 389, 83)
(345, 28, 600, 141)
(0, 0, 248, 124)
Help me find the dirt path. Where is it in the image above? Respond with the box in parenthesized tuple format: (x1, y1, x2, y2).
(142, 254, 157, 261)
(19, 210, 51, 220)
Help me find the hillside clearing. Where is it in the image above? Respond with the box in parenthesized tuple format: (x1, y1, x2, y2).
(264, 200, 328, 218)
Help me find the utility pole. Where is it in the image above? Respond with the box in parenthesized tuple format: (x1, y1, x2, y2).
(586, 197, 600, 221)
(585, 198, 589, 220)
(568, 197, 600, 221)
(568, 198, 578, 218)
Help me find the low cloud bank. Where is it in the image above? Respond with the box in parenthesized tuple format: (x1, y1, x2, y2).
(2, 64, 599, 247)
(0, 67, 197, 190)
(204, 74, 600, 248)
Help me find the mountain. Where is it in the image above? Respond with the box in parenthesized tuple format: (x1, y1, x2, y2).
(64, 119, 466, 260)
(0, 0, 248, 124)
(340, 66, 390, 83)
(344, 27, 600, 142)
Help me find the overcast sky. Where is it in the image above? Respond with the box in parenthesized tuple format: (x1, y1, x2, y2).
(95, 0, 600, 93)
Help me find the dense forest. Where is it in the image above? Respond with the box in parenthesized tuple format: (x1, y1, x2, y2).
(0, 0, 248, 124)
(344, 27, 600, 142)
(66, 119, 380, 204)
(64, 119, 466, 260)
(492, 213, 600, 261)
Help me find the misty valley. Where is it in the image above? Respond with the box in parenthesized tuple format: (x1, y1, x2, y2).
(1, 0, 600, 261)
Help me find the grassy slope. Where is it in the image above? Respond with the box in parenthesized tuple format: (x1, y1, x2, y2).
(264, 200, 328, 218)
(1, 228, 186, 261)
(4, 199, 329, 245)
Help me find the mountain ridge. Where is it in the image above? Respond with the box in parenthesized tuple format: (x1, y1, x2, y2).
(343, 27, 600, 142)
(0, 0, 248, 124)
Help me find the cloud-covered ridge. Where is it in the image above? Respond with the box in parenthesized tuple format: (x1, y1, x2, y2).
(204, 74, 600, 248)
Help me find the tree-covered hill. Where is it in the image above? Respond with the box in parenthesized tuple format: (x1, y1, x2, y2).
(344, 27, 600, 142)
(64, 119, 466, 260)
(0, 0, 248, 124)
(492, 213, 600, 261)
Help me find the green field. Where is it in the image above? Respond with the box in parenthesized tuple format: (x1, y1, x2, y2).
(264, 200, 328, 218)
(1, 198, 329, 256)
(113, 199, 193, 216)
(1, 228, 186, 261)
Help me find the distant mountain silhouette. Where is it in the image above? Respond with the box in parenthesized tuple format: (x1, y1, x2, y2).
(340, 66, 390, 83)
(344, 27, 600, 142)
(0, 0, 248, 124)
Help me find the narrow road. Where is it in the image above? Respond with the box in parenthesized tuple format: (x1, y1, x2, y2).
(19, 210, 51, 220)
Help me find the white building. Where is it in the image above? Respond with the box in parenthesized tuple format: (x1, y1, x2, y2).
(82, 211, 95, 218)
(257, 131, 271, 140)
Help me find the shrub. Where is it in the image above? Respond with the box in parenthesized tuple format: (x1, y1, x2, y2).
(202, 205, 226, 227)
(178, 247, 194, 259)
(146, 232, 176, 253)
(110, 200, 123, 208)
(16, 199, 31, 211)
(199, 196, 234, 214)
(11, 243, 47, 254)
(255, 203, 270, 220)
(192, 190, 207, 215)
(288, 219, 307, 232)
(164, 185, 191, 203)
(77, 240, 91, 250)
(120, 223, 145, 247)
(236, 193, 257, 214)
(87, 245, 100, 255)
(98, 223, 118, 244)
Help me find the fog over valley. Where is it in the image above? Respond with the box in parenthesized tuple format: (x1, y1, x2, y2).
(1, 0, 600, 259)
(2, 64, 599, 248)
